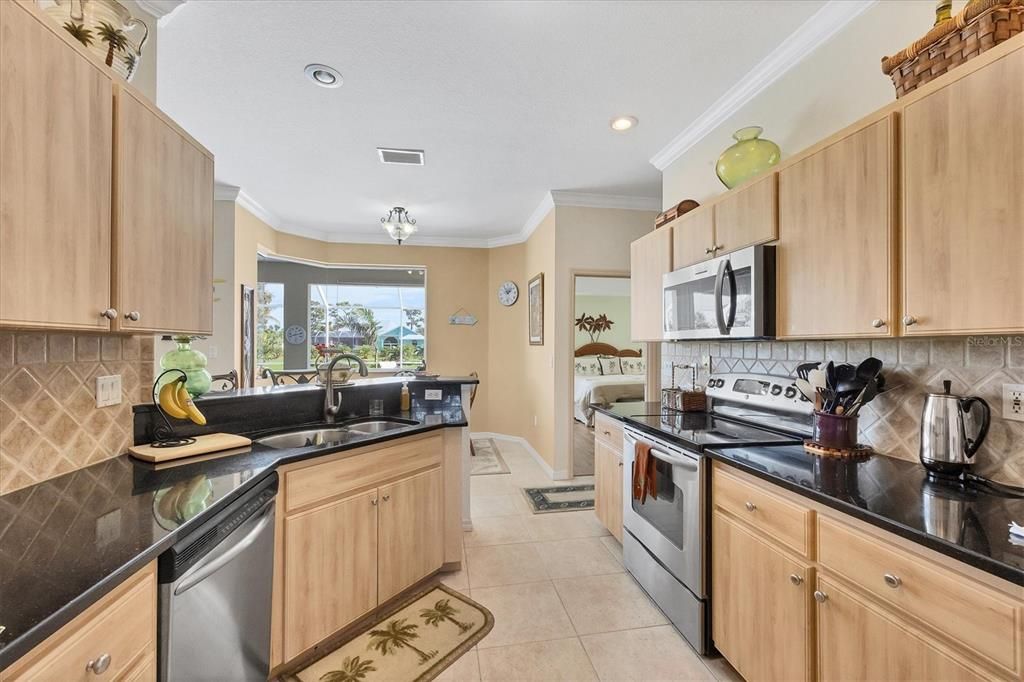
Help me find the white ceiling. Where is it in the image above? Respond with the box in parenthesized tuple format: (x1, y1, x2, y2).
(157, 0, 825, 246)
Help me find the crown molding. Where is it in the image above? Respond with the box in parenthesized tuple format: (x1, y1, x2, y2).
(550, 190, 661, 211)
(649, 0, 878, 171)
(134, 0, 186, 20)
(213, 183, 240, 201)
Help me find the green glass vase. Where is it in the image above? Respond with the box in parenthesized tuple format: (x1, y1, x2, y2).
(159, 336, 212, 397)
(715, 126, 781, 189)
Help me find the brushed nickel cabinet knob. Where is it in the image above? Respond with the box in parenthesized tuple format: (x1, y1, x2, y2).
(813, 590, 828, 603)
(871, 319, 886, 328)
(382, 494, 391, 502)
(101, 308, 117, 320)
(903, 315, 918, 326)
(744, 501, 756, 512)
(86, 653, 111, 675)
(705, 247, 714, 254)
(789, 574, 804, 586)
(125, 311, 140, 321)
(883, 573, 902, 589)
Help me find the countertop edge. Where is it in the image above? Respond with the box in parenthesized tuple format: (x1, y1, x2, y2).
(706, 449, 1024, 587)
(0, 418, 467, 671)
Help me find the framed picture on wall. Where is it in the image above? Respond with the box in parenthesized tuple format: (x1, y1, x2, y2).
(240, 285, 255, 388)
(528, 273, 544, 346)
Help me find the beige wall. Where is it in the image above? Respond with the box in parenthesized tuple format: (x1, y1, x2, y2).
(485, 243, 527, 440)
(661, 1, 933, 207)
(520, 210, 557, 469)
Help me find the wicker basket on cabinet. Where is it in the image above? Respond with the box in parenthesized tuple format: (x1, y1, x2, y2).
(881, 0, 1023, 98)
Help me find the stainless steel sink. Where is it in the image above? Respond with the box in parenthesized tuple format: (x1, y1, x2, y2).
(255, 427, 353, 449)
(343, 417, 419, 435)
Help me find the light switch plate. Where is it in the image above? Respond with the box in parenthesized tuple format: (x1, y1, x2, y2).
(424, 389, 443, 401)
(95, 374, 122, 408)
(1003, 384, 1024, 422)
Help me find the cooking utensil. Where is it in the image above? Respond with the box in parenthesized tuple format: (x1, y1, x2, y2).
(856, 357, 883, 385)
(795, 379, 816, 402)
(796, 362, 820, 381)
(919, 380, 991, 476)
(848, 379, 881, 417)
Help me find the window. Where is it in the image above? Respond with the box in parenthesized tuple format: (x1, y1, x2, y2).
(308, 283, 425, 370)
(256, 282, 284, 371)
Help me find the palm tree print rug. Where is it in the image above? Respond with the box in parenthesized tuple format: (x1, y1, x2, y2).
(522, 484, 595, 513)
(285, 584, 493, 682)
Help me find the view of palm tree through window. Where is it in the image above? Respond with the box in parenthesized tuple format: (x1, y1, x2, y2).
(256, 282, 285, 371)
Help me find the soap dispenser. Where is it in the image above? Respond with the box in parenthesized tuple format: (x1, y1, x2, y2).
(400, 382, 411, 412)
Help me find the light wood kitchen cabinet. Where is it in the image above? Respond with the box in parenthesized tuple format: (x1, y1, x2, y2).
(378, 467, 444, 603)
(712, 173, 778, 256)
(815, 576, 985, 682)
(776, 114, 897, 339)
(594, 439, 623, 541)
(712, 510, 814, 682)
(1, 562, 156, 682)
(670, 207, 715, 269)
(114, 87, 214, 335)
(0, 1, 113, 331)
(901, 47, 1024, 336)
(630, 227, 672, 341)
(283, 489, 379, 661)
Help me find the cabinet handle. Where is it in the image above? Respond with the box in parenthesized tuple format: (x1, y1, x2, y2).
(124, 311, 140, 322)
(382, 494, 391, 502)
(903, 315, 918, 326)
(744, 501, 756, 512)
(883, 573, 902, 589)
(86, 653, 111, 675)
(871, 318, 886, 328)
(618, 461, 623, 468)
(101, 308, 117, 320)
(705, 247, 714, 255)
(789, 574, 804, 586)
(813, 590, 828, 603)
(602, 430, 611, 437)
(713, 244, 723, 252)
(371, 498, 378, 506)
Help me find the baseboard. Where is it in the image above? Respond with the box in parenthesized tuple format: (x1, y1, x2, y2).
(470, 431, 571, 481)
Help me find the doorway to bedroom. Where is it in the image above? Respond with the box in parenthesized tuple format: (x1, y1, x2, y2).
(571, 274, 645, 477)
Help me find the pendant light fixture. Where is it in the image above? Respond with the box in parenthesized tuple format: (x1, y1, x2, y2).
(381, 206, 417, 245)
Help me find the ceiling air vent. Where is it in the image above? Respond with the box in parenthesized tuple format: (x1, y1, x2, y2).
(377, 148, 425, 166)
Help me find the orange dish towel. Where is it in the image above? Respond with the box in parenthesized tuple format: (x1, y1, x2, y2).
(632, 441, 658, 504)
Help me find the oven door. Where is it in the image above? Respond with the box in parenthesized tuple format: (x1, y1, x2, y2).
(622, 428, 706, 598)
(662, 245, 772, 340)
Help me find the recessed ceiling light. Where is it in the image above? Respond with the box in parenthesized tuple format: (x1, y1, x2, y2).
(610, 116, 638, 132)
(304, 63, 343, 88)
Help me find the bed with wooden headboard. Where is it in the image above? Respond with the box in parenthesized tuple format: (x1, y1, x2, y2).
(573, 343, 646, 426)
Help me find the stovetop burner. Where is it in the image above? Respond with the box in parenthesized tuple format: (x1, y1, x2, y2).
(625, 412, 801, 450)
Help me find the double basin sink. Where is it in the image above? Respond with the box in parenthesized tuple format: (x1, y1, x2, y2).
(255, 417, 419, 449)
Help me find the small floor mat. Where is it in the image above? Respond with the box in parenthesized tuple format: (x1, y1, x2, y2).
(283, 584, 493, 682)
(470, 438, 511, 475)
(522, 484, 595, 513)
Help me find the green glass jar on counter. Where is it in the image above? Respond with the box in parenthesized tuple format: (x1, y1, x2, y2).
(159, 336, 212, 397)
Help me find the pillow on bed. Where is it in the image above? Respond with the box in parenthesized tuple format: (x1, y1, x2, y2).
(598, 356, 621, 375)
(574, 357, 603, 376)
(621, 357, 646, 375)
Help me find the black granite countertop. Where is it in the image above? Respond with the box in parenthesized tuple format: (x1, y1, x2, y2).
(0, 404, 468, 670)
(593, 402, 1024, 586)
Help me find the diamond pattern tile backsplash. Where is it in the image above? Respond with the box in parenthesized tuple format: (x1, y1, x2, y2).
(662, 336, 1024, 487)
(0, 332, 154, 495)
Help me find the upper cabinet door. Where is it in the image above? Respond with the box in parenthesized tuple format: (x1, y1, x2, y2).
(713, 174, 777, 255)
(115, 88, 214, 334)
(776, 115, 897, 339)
(630, 228, 673, 342)
(902, 49, 1024, 335)
(670, 207, 715, 269)
(0, 2, 113, 330)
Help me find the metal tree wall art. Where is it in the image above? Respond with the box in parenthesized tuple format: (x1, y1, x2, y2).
(575, 313, 614, 342)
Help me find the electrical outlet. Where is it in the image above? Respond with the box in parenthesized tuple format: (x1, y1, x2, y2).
(1003, 383, 1024, 422)
(424, 389, 443, 401)
(95, 375, 122, 408)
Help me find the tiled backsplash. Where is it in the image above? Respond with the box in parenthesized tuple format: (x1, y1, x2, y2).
(663, 336, 1024, 487)
(0, 332, 154, 495)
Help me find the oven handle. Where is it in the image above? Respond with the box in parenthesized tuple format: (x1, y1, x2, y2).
(625, 432, 699, 472)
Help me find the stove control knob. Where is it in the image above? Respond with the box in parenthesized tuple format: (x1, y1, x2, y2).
(770, 385, 783, 396)
(784, 386, 797, 399)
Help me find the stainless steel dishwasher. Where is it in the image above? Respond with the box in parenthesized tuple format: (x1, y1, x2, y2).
(158, 474, 278, 682)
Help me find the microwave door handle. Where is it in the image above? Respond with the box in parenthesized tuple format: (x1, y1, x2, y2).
(723, 259, 738, 332)
(713, 259, 729, 334)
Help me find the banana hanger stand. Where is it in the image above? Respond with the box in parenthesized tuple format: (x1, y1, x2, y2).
(150, 369, 197, 448)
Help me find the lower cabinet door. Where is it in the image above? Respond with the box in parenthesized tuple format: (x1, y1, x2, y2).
(283, 490, 379, 660)
(594, 440, 623, 541)
(712, 511, 813, 682)
(378, 467, 444, 602)
(816, 576, 987, 682)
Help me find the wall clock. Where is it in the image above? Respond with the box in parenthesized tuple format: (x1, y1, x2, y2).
(285, 325, 306, 345)
(498, 281, 519, 306)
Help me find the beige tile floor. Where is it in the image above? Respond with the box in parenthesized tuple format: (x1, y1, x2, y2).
(437, 439, 742, 682)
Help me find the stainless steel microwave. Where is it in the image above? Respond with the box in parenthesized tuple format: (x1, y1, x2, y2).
(663, 244, 775, 340)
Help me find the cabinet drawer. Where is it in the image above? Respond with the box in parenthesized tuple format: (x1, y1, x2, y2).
(712, 466, 814, 558)
(818, 515, 1020, 676)
(5, 565, 155, 682)
(285, 434, 442, 513)
(594, 413, 624, 450)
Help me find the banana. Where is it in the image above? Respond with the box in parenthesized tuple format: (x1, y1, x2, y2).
(176, 383, 207, 426)
(158, 380, 189, 419)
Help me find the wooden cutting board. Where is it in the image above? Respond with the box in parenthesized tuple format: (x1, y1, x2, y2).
(128, 432, 252, 463)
